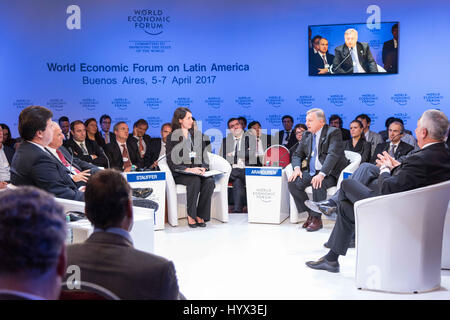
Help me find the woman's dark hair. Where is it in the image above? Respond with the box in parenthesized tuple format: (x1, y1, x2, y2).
(18, 106, 53, 141)
(350, 119, 364, 129)
(0, 123, 14, 147)
(84, 118, 104, 145)
(247, 121, 261, 130)
(171, 107, 193, 132)
(294, 123, 307, 131)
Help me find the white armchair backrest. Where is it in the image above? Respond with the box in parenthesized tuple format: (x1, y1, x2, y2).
(336, 151, 361, 189)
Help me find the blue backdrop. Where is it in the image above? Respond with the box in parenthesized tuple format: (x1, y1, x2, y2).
(1, 0, 449, 151)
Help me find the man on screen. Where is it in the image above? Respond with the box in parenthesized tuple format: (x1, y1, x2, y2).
(382, 23, 399, 73)
(332, 28, 378, 74)
(310, 38, 335, 75)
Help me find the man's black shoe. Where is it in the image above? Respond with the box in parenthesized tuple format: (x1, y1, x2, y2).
(305, 257, 340, 273)
(304, 200, 337, 216)
(324, 242, 330, 249)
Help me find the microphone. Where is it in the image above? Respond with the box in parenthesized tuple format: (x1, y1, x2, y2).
(329, 47, 353, 74)
(99, 147, 110, 169)
(387, 132, 404, 143)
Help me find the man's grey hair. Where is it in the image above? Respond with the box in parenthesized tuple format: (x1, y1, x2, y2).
(419, 109, 449, 141)
(307, 108, 326, 122)
(345, 28, 358, 36)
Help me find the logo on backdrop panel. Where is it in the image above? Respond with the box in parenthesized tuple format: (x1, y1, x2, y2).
(47, 98, 66, 112)
(296, 95, 315, 108)
(144, 98, 162, 110)
(328, 94, 346, 107)
(266, 96, 284, 109)
(80, 98, 99, 111)
(423, 93, 443, 106)
(147, 117, 162, 129)
(391, 93, 410, 106)
(205, 97, 223, 110)
(112, 98, 131, 111)
(205, 116, 224, 128)
(393, 113, 411, 126)
(235, 97, 253, 109)
(13, 99, 34, 110)
(174, 97, 193, 107)
(128, 9, 171, 36)
(359, 94, 378, 107)
(266, 115, 282, 128)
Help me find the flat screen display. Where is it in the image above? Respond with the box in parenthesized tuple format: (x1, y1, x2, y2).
(308, 22, 399, 76)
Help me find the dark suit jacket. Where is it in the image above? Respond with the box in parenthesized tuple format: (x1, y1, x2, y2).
(291, 125, 348, 180)
(276, 130, 298, 150)
(104, 140, 143, 171)
(165, 130, 210, 178)
(63, 138, 108, 168)
(344, 138, 371, 163)
(370, 141, 414, 164)
(10, 141, 91, 201)
(128, 134, 153, 168)
(378, 142, 450, 195)
(65, 232, 181, 300)
(100, 131, 116, 146)
(219, 133, 265, 167)
(1, 144, 14, 165)
(147, 138, 163, 167)
(333, 42, 378, 74)
(309, 51, 335, 75)
(382, 39, 398, 73)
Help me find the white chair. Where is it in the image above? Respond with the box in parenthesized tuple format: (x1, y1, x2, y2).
(354, 180, 450, 293)
(159, 152, 231, 227)
(441, 203, 450, 269)
(285, 150, 361, 223)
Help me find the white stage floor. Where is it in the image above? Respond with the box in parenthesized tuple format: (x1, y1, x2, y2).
(154, 214, 450, 300)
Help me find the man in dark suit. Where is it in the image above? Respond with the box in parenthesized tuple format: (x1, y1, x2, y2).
(47, 122, 100, 191)
(288, 108, 348, 232)
(276, 115, 297, 150)
(306, 109, 450, 273)
(63, 120, 108, 168)
(0, 187, 67, 300)
(11, 107, 97, 201)
(248, 121, 272, 166)
(0, 124, 14, 189)
(146, 123, 172, 170)
(128, 119, 153, 168)
(310, 38, 335, 75)
(58, 116, 71, 141)
(220, 118, 260, 213)
(332, 28, 378, 74)
(99, 114, 116, 144)
(104, 121, 143, 172)
(371, 120, 414, 163)
(64, 169, 183, 299)
(329, 114, 351, 141)
(382, 23, 398, 73)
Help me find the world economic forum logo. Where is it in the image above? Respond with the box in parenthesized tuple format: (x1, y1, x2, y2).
(423, 93, 444, 106)
(328, 94, 346, 107)
(128, 9, 171, 35)
(359, 94, 378, 107)
(296, 95, 315, 108)
(391, 93, 410, 106)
